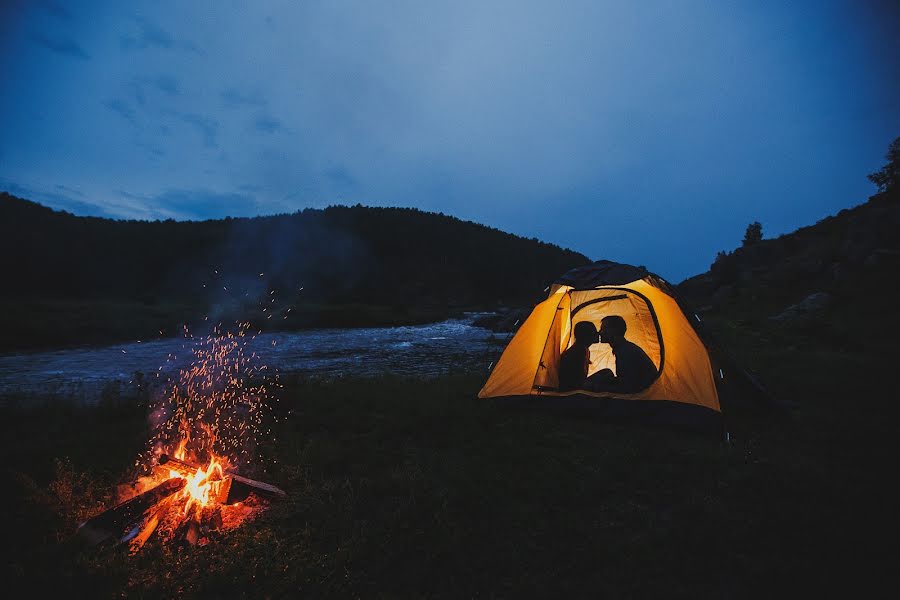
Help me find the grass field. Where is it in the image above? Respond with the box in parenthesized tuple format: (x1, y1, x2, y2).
(1, 313, 893, 598)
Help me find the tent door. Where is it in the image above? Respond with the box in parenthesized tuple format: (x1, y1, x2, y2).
(531, 293, 571, 391)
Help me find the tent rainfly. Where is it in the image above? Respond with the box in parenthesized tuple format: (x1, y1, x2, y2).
(479, 261, 772, 429)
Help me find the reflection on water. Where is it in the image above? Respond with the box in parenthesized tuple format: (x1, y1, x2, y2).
(0, 316, 511, 401)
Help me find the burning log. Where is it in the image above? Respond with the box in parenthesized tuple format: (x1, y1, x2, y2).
(158, 453, 287, 502)
(211, 475, 248, 505)
(78, 478, 186, 546)
(156, 453, 206, 477)
(126, 509, 161, 554)
(227, 472, 287, 501)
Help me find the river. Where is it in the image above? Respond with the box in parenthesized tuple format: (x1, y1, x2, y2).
(0, 315, 510, 402)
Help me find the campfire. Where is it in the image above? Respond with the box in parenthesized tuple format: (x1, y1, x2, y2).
(78, 322, 286, 552)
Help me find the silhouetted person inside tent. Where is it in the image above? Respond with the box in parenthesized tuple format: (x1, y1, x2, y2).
(558, 321, 599, 391)
(586, 315, 657, 393)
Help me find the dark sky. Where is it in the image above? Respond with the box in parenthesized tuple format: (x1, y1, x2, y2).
(1, 1, 898, 281)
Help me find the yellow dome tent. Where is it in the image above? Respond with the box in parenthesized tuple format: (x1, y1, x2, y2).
(479, 261, 772, 428)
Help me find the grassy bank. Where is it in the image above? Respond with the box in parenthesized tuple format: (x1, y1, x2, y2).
(2, 318, 893, 598)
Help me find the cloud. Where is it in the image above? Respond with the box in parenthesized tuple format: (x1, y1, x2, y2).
(179, 113, 218, 147)
(30, 32, 90, 59)
(109, 189, 263, 221)
(0, 177, 115, 217)
(153, 75, 179, 96)
(104, 77, 180, 136)
(125, 80, 148, 107)
(323, 165, 358, 192)
(41, 1, 73, 21)
(115, 75, 180, 114)
(253, 115, 282, 134)
(112, 190, 171, 219)
(221, 88, 267, 109)
(144, 188, 261, 220)
(54, 183, 85, 197)
(120, 17, 201, 54)
(105, 187, 271, 221)
(104, 98, 138, 125)
(135, 141, 166, 159)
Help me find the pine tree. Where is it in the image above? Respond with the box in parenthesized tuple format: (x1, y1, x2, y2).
(867, 136, 900, 193)
(742, 221, 762, 246)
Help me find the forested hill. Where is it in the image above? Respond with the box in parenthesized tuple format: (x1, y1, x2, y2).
(0, 193, 589, 350)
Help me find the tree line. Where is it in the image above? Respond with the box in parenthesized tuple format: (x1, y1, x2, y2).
(0, 195, 589, 310)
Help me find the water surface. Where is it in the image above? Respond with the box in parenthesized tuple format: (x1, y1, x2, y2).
(0, 316, 510, 401)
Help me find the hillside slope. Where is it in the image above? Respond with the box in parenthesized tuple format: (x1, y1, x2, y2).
(677, 190, 900, 386)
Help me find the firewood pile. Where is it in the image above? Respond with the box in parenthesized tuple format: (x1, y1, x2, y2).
(78, 453, 286, 552)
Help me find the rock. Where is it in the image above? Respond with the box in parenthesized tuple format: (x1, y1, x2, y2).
(770, 292, 833, 324)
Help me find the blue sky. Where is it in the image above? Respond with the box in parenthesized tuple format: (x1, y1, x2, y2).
(1, 0, 898, 281)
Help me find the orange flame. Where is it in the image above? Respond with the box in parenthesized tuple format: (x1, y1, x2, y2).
(171, 453, 228, 515)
